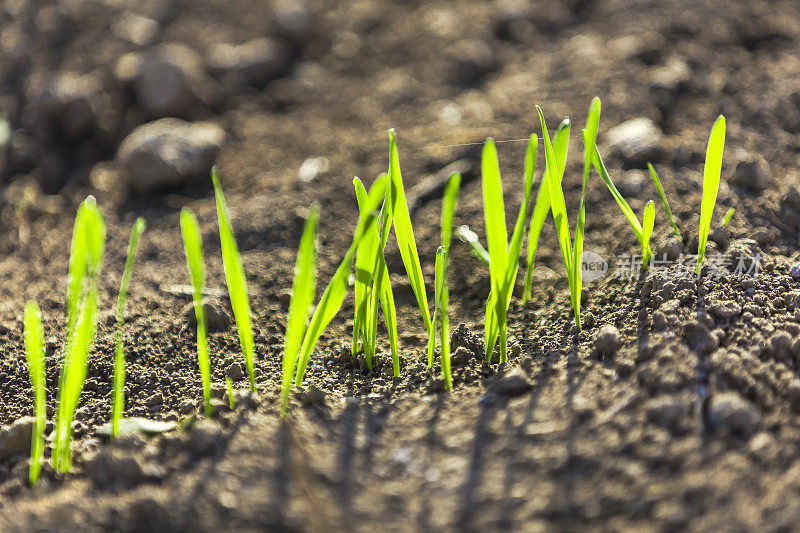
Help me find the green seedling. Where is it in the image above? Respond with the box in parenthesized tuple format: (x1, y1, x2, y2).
(536, 99, 601, 329)
(280, 202, 320, 417)
(226, 377, 235, 409)
(352, 175, 399, 374)
(54, 196, 105, 473)
(523, 118, 571, 303)
(647, 163, 682, 239)
(722, 207, 735, 227)
(212, 168, 256, 392)
(697, 115, 726, 274)
(180, 208, 212, 417)
(23, 300, 45, 487)
(588, 116, 654, 269)
(293, 176, 387, 386)
(387, 131, 435, 366)
(111, 217, 146, 439)
(481, 135, 537, 362)
(455, 225, 490, 265)
(432, 173, 460, 389)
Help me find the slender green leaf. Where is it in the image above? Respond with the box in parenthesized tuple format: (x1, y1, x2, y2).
(647, 163, 682, 239)
(441, 173, 461, 250)
(523, 119, 570, 302)
(212, 168, 256, 392)
(697, 115, 727, 274)
(280, 202, 320, 416)
(388, 131, 433, 364)
(23, 300, 45, 486)
(294, 176, 387, 385)
(112, 217, 146, 439)
(642, 200, 655, 267)
(180, 208, 211, 417)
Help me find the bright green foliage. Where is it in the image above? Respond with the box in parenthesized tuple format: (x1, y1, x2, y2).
(180, 208, 212, 417)
(23, 300, 45, 486)
(648, 163, 682, 239)
(226, 377, 235, 409)
(482, 135, 536, 362)
(280, 202, 319, 417)
(455, 225, 490, 265)
(111, 217, 146, 439)
(294, 176, 387, 386)
(722, 207, 735, 227)
(212, 168, 256, 392)
(588, 119, 654, 269)
(432, 173, 460, 389)
(523, 119, 570, 303)
(538, 107, 583, 328)
(387, 131, 434, 366)
(54, 196, 105, 473)
(433, 247, 451, 389)
(697, 115, 727, 274)
(352, 175, 399, 374)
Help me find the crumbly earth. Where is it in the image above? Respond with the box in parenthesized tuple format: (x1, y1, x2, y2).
(3, 0, 800, 530)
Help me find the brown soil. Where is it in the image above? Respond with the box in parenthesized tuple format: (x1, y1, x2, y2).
(3, 0, 800, 530)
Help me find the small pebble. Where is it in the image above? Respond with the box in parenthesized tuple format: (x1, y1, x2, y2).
(594, 325, 622, 355)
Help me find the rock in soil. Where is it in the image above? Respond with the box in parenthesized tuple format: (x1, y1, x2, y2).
(85, 448, 148, 488)
(297, 385, 326, 408)
(604, 117, 665, 167)
(116, 118, 226, 193)
(181, 298, 232, 332)
(730, 153, 772, 191)
(594, 324, 623, 355)
(0, 417, 34, 461)
(207, 38, 293, 87)
(489, 367, 532, 397)
(128, 43, 210, 117)
(708, 300, 742, 320)
(189, 420, 224, 456)
(683, 320, 718, 354)
(706, 391, 761, 438)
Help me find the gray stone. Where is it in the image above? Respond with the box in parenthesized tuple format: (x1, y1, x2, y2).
(188, 420, 223, 456)
(224, 362, 245, 381)
(646, 395, 687, 431)
(604, 117, 664, 166)
(730, 154, 772, 191)
(594, 324, 622, 355)
(708, 300, 741, 320)
(130, 44, 209, 117)
(683, 320, 717, 353)
(207, 38, 292, 86)
(707, 391, 761, 437)
(117, 118, 225, 193)
(297, 385, 326, 408)
(0, 417, 34, 461)
(30, 72, 100, 140)
(85, 448, 147, 488)
(181, 298, 232, 332)
(489, 367, 532, 397)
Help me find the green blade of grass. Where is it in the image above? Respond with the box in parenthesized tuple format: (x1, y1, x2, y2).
(280, 202, 320, 417)
(571, 98, 601, 326)
(180, 208, 211, 418)
(486, 135, 537, 361)
(294, 176, 387, 385)
(523, 119, 570, 302)
(212, 168, 257, 392)
(538, 106, 581, 327)
(433, 246, 452, 390)
(55, 285, 99, 472)
(353, 177, 382, 369)
(441, 173, 461, 250)
(642, 200, 655, 266)
(112, 217, 146, 439)
(481, 139, 509, 361)
(647, 163, 682, 239)
(697, 115, 726, 274)
(23, 300, 45, 486)
(388, 131, 433, 365)
(722, 207, 735, 227)
(455, 225, 490, 264)
(589, 145, 643, 240)
(54, 198, 105, 473)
